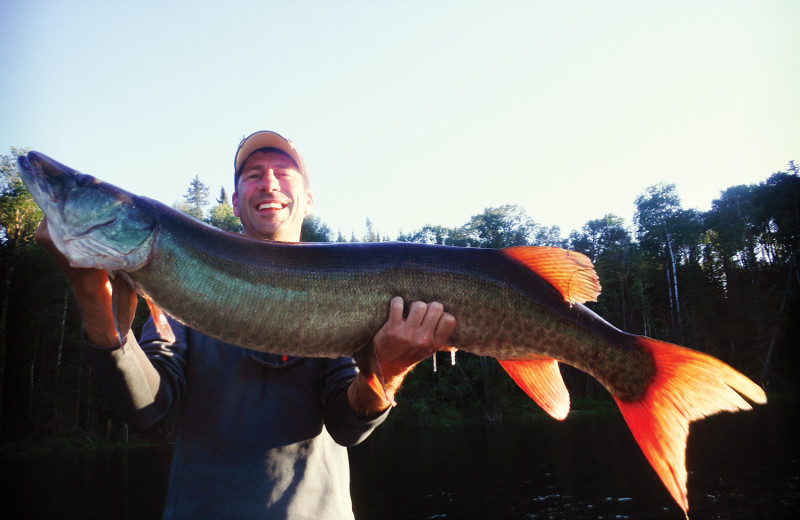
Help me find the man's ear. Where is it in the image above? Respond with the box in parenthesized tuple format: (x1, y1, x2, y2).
(304, 190, 315, 216)
(232, 191, 240, 217)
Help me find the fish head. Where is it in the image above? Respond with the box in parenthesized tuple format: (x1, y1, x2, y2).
(17, 151, 156, 271)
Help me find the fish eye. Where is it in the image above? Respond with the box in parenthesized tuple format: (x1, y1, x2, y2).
(76, 174, 96, 187)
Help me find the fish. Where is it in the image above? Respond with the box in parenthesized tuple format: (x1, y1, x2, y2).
(18, 151, 766, 516)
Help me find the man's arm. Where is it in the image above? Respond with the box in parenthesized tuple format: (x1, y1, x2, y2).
(35, 219, 120, 348)
(35, 219, 164, 410)
(347, 296, 457, 418)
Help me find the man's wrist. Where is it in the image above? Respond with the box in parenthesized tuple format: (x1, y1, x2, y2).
(347, 372, 396, 419)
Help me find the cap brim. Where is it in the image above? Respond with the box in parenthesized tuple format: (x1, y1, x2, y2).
(234, 131, 306, 177)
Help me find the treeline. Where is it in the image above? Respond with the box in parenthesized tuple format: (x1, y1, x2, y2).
(1, 147, 798, 445)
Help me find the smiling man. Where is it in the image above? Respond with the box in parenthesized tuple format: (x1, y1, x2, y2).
(35, 130, 456, 519)
(232, 135, 314, 241)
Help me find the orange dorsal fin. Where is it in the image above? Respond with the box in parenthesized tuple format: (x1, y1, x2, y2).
(498, 357, 570, 420)
(501, 246, 601, 304)
(142, 295, 176, 344)
(614, 336, 767, 515)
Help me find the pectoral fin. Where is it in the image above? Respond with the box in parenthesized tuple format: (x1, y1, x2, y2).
(142, 294, 176, 344)
(110, 275, 138, 348)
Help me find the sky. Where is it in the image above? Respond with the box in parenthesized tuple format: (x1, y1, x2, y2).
(3, 0, 798, 240)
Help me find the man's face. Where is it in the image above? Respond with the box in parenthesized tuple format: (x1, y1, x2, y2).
(233, 150, 314, 241)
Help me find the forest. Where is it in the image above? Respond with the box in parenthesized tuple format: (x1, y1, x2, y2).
(1, 147, 798, 449)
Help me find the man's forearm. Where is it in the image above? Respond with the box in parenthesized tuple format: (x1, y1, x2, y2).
(68, 269, 120, 347)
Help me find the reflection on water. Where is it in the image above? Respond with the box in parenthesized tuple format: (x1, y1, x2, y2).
(350, 412, 671, 520)
(2, 401, 797, 519)
(350, 401, 798, 520)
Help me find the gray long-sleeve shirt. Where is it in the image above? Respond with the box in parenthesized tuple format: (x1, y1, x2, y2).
(86, 316, 388, 519)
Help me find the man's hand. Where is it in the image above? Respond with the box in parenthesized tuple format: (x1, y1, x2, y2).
(35, 219, 119, 347)
(373, 296, 457, 384)
(347, 296, 456, 418)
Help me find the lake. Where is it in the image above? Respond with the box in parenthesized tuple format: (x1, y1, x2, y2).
(3, 400, 797, 519)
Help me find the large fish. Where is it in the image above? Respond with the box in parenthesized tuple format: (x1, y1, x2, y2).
(18, 151, 765, 516)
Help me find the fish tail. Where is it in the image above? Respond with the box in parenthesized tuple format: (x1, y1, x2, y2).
(614, 336, 767, 514)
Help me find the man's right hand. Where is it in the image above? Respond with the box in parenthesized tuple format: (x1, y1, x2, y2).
(35, 219, 119, 348)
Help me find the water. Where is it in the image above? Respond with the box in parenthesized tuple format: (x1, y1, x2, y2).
(3, 444, 171, 519)
(350, 401, 798, 519)
(3, 401, 797, 519)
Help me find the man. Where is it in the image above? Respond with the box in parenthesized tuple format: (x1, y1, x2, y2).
(35, 131, 456, 519)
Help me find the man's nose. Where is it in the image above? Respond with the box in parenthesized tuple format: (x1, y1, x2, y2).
(260, 170, 280, 191)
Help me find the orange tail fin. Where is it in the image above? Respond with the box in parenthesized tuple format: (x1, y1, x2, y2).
(498, 357, 570, 420)
(615, 336, 767, 515)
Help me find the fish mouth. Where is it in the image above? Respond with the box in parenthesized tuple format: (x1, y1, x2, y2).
(17, 154, 31, 173)
(18, 152, 67, 205)
(25, 151, 76, 178)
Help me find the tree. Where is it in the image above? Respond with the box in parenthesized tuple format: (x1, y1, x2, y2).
(569, 214, 629, 262)
(364, 218, 378, 243)
(569, 214, 639, 330)
(460, 204, 563, 248)
(178, 175, 211, 220)
(752, 163, 800, 266)
(1, 147, 41, 435)
(207, 186, 241, 233)
(1, 147, 39, 248)
(634, 183, 686, 338)
(398, 225, 466, 246)
(705, 184, 759, 288)
(749, 163, 800, 386)
(300, 216, 333, 242)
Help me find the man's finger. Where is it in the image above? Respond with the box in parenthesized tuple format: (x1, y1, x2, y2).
(387, 296, 405, 326)
(418, 301, 444, 331)
(434, 312, 457, 346)
(405, 300, 429, 327)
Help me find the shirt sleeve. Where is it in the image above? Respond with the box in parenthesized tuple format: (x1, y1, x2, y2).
(320, 356, 391, 447)
(84, 316, 188, 430)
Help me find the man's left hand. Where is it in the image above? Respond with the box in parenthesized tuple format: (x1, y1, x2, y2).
(347, 296, 456, 417)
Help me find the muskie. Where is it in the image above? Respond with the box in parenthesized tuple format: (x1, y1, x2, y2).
(18, 151, 765, 516)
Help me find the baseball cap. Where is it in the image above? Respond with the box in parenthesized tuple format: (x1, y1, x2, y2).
(234, 131, 308, 179)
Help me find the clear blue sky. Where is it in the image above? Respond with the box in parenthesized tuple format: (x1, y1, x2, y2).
(3, 0, 798, 239)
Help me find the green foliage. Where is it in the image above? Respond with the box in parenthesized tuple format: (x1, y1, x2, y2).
(398, 225, 467, 245)
(1, 148, 40, 251)
(398, 205, 563, 248)
(462, 204, 564, 248)
(300, 215, 333, 242)
(180, 175, 210, 220)
(569, 215, 640, 331)
(206, 186, 241, 233)
(1, 147, 44, 438)
(569, 214, 630, 262)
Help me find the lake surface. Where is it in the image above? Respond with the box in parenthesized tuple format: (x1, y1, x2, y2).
(3, 400, 797, 519)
